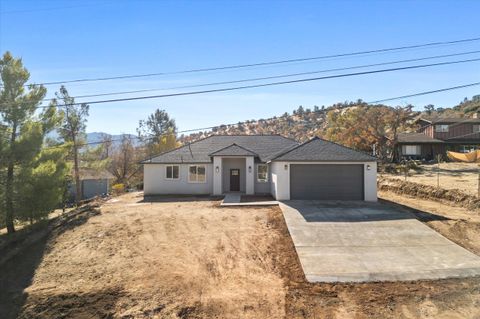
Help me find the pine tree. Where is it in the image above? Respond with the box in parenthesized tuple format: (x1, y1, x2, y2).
(55, 86, 89, 204)
(0, 52, 64, 233)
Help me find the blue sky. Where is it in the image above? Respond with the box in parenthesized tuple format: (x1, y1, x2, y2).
(1, 0, 480, 134)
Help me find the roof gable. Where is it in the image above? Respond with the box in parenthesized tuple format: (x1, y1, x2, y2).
(209, 143, 258, 157)
(271, 137, 376, 162)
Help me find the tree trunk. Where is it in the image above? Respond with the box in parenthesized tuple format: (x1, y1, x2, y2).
(5, 161, 15, 234)
(73, 137, 82, 205)
(5, 124, 17, 234)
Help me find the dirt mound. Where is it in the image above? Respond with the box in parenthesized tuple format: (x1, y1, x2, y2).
(378, 177, 480, 212)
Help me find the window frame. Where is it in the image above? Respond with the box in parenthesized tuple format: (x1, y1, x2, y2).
(165, 165, 180, 180)
(257, 164, 269, 183)
(435, 124, 449, 133)
(473, 124, 480, 133)
(188, 165, 207, 183)
(404, 145, 421, 156)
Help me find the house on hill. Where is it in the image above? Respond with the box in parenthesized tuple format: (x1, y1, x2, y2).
(141, 135, 377, 201)
(398, 116, 480, 160)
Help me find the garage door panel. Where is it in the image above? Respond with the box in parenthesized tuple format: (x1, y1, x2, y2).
(290, 164, 364, 200)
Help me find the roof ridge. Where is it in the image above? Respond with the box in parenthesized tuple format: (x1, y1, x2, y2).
(314, 136, 377, 160)
(140, 134, 216, 163)
(269, 137, 316, 160)
(208, 142, 258, 156)
(270, 136, 376, 161)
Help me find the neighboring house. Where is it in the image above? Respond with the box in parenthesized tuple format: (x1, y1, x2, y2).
(141, 135, 377, 201)
(398, 116, 480, 160)
(68, 169, 115, 201)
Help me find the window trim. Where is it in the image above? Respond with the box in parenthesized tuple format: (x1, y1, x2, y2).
(435, 124, 449, 133)
(403, 145, 421, 156)
(473, 124, 480, 133)
(257, 164, 269, 183)
(188, 165, 207, 183)
(165, 165, 180, 180)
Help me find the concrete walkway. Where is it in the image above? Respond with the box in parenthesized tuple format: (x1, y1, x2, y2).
(221, 194, 278, 207)
(280, 201, 480, 283)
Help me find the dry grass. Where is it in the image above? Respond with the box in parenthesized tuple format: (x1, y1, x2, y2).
(383, 162, 480, 196)
(1, 192, 480, 318)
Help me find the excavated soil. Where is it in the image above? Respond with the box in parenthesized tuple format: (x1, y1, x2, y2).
(0, 192, 479, 318)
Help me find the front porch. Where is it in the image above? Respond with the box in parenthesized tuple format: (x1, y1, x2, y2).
(212, 156, 255, 195)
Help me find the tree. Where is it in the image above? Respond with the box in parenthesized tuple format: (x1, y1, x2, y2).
(424, 104, 435, 115)
(0, 52, 63, 233)
(137, 109, 177, 156)
(15, 146, 69, 224)
(108, 134, 137, 185)
(324, 105, 415, 161)
(55, 86, 89, 204)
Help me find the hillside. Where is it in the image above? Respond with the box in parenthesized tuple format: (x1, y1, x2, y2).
(178, 102, 358, 144)
(179, 95, 480, 144)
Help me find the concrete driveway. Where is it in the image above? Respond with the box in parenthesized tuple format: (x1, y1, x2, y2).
(280, 201, 480, 282)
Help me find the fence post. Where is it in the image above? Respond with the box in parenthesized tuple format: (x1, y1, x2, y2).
(478, 164, 480, 198)
(436, 154, 442, 188)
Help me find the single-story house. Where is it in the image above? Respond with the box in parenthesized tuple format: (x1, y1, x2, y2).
(68, 168, 115, 201)
(141, 135, 377, 201)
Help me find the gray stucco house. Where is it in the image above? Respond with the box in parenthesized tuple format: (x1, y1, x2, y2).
(142, 135, 377, 201)
(68, 169, 115, 201)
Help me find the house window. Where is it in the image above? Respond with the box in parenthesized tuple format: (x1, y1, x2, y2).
(435, 124, 449, 132)
(403, 145, 421, 155)
(459, 145, 479, 153)
(165, 165, 179, 180)
(188, 165, 206, 183)
(257, 164, 268, 182)
(473, 125, 480, 133)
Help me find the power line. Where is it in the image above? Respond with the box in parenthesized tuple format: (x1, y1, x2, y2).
(39, 81, 480, 151)
(369, 82, 480, 104)
(14, 36, 480, 87)
(40, 50, 480, 102)
(33, 57, 480, 109)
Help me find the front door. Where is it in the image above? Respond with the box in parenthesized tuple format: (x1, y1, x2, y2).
(230, 169, 240, 191)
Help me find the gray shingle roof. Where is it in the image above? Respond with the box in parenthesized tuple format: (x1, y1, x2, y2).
(271, 137, 376, 162)
(209, 143, 258, 157)
(419, 117, 480, 124)
(144, 135, 298, 164)
(397, 133, 444, 143)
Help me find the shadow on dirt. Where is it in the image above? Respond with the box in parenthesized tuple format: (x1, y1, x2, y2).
(17, 288, 125, 319)
(0, 206, 101, 319)
(380, 198, 452, 222)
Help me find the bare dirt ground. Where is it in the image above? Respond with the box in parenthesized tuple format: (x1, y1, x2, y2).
(383, 162, 480, 196)
(1, 192, 480, 318)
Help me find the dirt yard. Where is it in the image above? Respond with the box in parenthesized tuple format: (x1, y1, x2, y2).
(1, 192, 480, 318)
(383, 162, 480, 196)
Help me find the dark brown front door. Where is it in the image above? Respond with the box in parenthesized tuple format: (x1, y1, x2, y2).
(230, 169, 240, 191)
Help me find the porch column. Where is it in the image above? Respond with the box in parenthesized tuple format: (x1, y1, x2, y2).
(213, 156, 222, 195)
(246, 156, 254, 195)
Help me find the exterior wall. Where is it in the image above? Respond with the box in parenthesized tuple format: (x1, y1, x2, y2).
(213, 157, 222, 195)
(246, 157, 254, 195)
(433, 123, 478, 140)
(82, 179, 109, 199)
(254, 163, 271, 194)
(270, 161, 377, 202)
(222, 158, 246, 193)
(398, 143, 446, 160)
(143, 163, 213, 195)
(270, 162, 289, 200)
